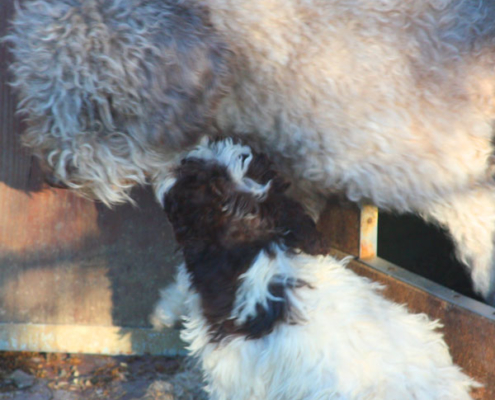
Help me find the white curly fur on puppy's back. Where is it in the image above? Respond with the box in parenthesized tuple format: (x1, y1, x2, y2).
(156, 252, 477, 400)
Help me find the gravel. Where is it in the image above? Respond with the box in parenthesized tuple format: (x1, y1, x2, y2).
(0, 352, 207, 400)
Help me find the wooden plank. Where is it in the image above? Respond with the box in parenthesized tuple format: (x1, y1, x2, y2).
(0, 184, 181, 328)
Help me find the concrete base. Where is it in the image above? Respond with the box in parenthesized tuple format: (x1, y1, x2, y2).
(0, 323, 185, 356)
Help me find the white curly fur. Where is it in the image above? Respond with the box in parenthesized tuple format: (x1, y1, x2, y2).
(7, 0, 495, 301)
(204, 0, 495, 302)
(153, 252, 478, 400)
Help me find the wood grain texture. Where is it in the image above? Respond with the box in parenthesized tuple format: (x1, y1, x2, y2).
(317, 197, 362, 256)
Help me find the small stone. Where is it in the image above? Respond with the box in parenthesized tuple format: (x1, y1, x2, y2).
(141, 380, 175, 400)
(10, 370, 35, 389)
(52, 390, 79, 400)
(12, 383, 51, 400)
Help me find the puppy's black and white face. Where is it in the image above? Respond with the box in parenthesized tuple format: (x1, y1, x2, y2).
(163, 138, 328, 255)
(162, 138, 328, 340)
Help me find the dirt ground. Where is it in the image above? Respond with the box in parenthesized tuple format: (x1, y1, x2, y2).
(0, 352, 207, 400)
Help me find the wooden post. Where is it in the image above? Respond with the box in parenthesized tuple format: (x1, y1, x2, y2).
(317, 196, 378, 259)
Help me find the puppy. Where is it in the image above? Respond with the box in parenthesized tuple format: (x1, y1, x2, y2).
(8, 0, 495, 302)
(152, 138, 477, 400)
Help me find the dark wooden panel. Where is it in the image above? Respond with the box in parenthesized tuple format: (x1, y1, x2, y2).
(318, 197, 361, 256)
(0, 0, 32, 192)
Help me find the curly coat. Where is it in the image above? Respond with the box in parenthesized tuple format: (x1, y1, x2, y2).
(7, 0, 495, 302)
(7, 0, 231, 203)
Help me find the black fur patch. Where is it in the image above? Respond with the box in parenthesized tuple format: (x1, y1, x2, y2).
(164, 148, 327, 341)
(246, 151, 330, 255)
(237, 278, 309, 340)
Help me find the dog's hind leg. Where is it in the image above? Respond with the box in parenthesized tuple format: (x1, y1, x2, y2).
(420, 185, 495, 304)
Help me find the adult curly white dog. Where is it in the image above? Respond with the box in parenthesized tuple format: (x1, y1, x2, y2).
(152, 138, 477, 400)
(7, 0, 495, 302)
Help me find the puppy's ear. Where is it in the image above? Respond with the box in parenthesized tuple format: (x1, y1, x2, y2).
(243, 152, 329, 254)
(164, 160, 235, 244)
(246, 153, 291, 193)
(264, 195, 330, 256)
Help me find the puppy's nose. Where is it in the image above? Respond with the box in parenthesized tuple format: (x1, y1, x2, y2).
(44, 173, 69, 189)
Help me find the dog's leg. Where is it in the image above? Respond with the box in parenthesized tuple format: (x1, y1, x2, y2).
(151, 263, 190, 329)
(420, 185, 495, 304)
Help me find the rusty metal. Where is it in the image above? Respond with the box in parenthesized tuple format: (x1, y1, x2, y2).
(358, 204, 378, 259)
